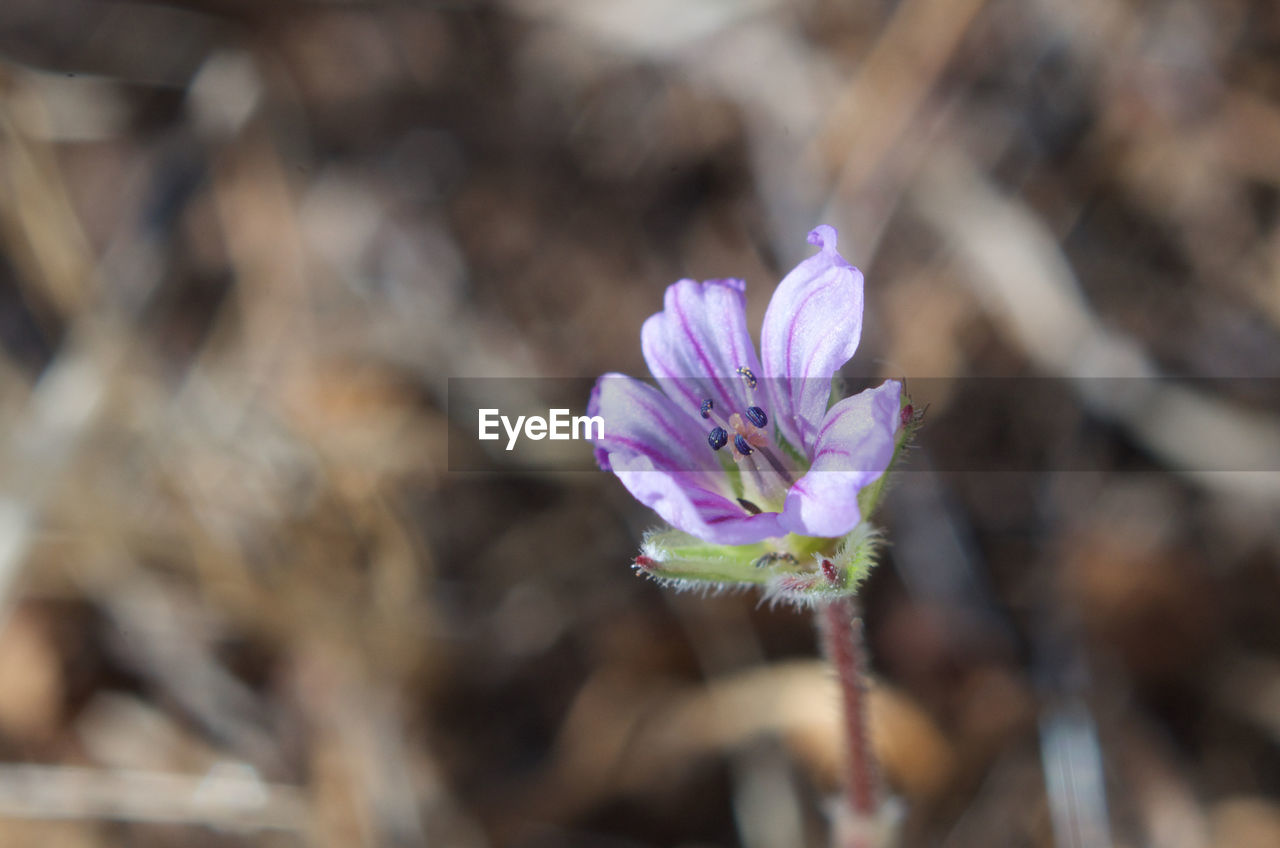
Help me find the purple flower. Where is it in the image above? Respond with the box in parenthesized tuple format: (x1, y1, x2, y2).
(590, 226, 902, 545)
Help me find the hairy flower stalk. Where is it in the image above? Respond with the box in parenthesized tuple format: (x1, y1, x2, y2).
(822, 596, 878, 846)
(591, 226, 918, 845)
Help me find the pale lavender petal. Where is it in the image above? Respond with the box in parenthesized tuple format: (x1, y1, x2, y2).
(760, 226, 865, 455)
(612, 466, 786, 545)
(589, 373, 713, 476)
(591, 373, 784, 543)
(641, 277, 766, 422)
(587, 380, 612, 471)
(777, 380, 901, 538)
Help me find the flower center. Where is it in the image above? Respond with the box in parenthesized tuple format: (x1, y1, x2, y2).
(699, 368, 796, 513)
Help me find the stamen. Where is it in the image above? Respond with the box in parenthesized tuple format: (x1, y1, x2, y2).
(756, 446, 795, 484)
(700, 373, 795, 500)
(730, 412, 769, 448)
(735, 439, 787, 506)
(737, 497, 763, 515)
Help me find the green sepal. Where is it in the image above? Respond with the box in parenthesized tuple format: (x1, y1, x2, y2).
(762, 522, 881, 608)
(634, 528, 774, 586)
(634, 527, 829, 590)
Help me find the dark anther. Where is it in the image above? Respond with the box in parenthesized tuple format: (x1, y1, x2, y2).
(708, 427, 729, 450)
(745, 406, 768, 428)
(700, 398, 714, 419)
(737, 497, 763, 515)
(734, 434, 753, 456)
(736, 366, 757, 390)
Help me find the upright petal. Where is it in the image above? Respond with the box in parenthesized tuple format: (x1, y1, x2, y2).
(641, 277, 766, 422)
(590, 373, 785, 544)
(760, 226, 865, 455)
(777, 380, 901, 538)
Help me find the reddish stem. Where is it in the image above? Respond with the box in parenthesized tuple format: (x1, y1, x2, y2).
(820, 597, 880, 844)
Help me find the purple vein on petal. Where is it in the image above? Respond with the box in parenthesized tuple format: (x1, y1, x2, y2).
(671, 288, 734, 413)
(643, 278, 762, 420)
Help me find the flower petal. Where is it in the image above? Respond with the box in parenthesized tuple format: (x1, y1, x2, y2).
(589, 373, 711, 474)
(612, 468, 785, 544)
(760, 225, 865, 455)
(778, 380, 901, 538)
(590, 373, 785, 544)
(641, 277, 766, 422)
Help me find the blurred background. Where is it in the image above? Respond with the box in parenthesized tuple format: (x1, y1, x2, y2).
(1, 0, 1279, 846)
